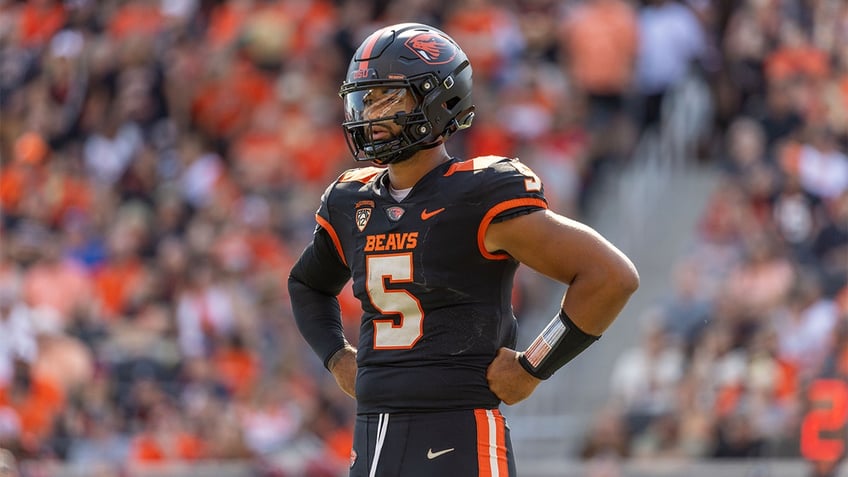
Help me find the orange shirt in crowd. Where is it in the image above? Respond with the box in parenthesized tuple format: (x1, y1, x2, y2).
(292, 130, 349, 185)
(213, 346, 259, 399)
(464, 121, 517, 160)
(0, 164, 34, 213)
(247, 231, 291, 270)
(1, 132, 50, 213)
(561, 0, 639, 95)
(773, 358, 798, 402)
(17, 0, 67, 47)
(765, 45, 830, 83)
(108, 0, 165, 40)
(53, 175, 93, 222)
(231, 128, 286, 188)
(324, 426, 354, 462)
(191, 61, 274, 139)
(92, 258, 146, 319)
(206, 1, 255, 48)
(445, 2, 517, 79)
(130, 432, 205, 462)
(288, 0, 336, 54)
(0, 372, 65, 449)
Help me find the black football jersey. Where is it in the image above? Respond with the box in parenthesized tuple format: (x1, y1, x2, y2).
(316, 156, 547, 413)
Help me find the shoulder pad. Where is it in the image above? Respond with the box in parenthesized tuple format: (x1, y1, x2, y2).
(443, 155, 512, 176)
(338, 167, 384, 184)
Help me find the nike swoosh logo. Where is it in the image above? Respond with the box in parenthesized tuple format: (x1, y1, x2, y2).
(421, 208, 445, 220)
(427, 447, 455, 459)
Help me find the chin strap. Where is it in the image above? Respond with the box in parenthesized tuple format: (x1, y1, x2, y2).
(517, 309, 600, 380)
(369, 137, 444, 165)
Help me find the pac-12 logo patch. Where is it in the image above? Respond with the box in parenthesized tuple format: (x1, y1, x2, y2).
(355, 200, 374, 232)
(356, 208, 372, 232)
(404, 33, 457, 65)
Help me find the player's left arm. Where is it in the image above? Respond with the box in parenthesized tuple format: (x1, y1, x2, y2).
(484, 209, 639, 404)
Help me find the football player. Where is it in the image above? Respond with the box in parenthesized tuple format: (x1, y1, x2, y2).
(288, 22, 639, 477)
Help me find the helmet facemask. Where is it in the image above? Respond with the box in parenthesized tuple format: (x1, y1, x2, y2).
(341, 82, 432, 165)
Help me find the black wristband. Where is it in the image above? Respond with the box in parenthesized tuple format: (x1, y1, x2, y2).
(517, 309, 600, 380)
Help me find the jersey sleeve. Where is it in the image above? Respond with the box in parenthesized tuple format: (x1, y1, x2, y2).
(473, 157, 548, 259)
(288, 231, 350, 369)
(479, 157, 547, 217)
(314, 179, 348, 267)
(446, 156, 547, 211)
(288, 180, 352, 369)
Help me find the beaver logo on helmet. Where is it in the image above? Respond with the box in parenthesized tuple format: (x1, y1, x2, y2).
(404, 33, 456, 65)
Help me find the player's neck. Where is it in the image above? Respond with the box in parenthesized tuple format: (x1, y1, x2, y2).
(386, 146, 451, 190)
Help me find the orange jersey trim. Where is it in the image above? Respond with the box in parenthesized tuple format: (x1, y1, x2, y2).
(475, 409, 509, 476)
(315, 214, 347, 267)
(478, 198, 548, 260)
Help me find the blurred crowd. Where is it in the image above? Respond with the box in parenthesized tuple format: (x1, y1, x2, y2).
(0, 0, 846, 475)
(582, 0, 848, 473)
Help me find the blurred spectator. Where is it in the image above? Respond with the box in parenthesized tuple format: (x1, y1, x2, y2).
(634, 0, 708, 131)
(91, 218, 152, 321)
(812, 190, 848, 295)
(772, 271, 840, 380)
(17, 0, 67, 50)
(444, 0, 525, 84)
(559, 0, 638, 134)
(22, 236, 92, 331)
(717, 0, 772, 125)
(83, 114, 143, 187)
(66, 408, 130, 467)
(238, 380, 302, 456)
(609, 311, 685, 436)
(128, 400, 204, 462)
(0, 359, 65, 457)
(580, 406, 630, 460)
(771, 168, 820, 263)
(175, 258, 238, 359)
(661, 260, 714, 348)
(0, 268, 38, 387)
(751, 79, 805, 153)
(721, 234, 795, 319)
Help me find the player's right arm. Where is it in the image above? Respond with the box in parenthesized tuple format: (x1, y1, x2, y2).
(485, 206, 640, 404)
(487, 210, 639, 337)
(288, 186, 356, 398)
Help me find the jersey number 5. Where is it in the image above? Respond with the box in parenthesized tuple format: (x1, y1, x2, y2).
(366, 253, 424, 349)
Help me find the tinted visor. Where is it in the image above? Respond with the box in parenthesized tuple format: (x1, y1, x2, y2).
(344, 88, 410, 122)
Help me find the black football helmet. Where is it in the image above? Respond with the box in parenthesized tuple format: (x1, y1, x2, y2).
(340, 23, 475, 165)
